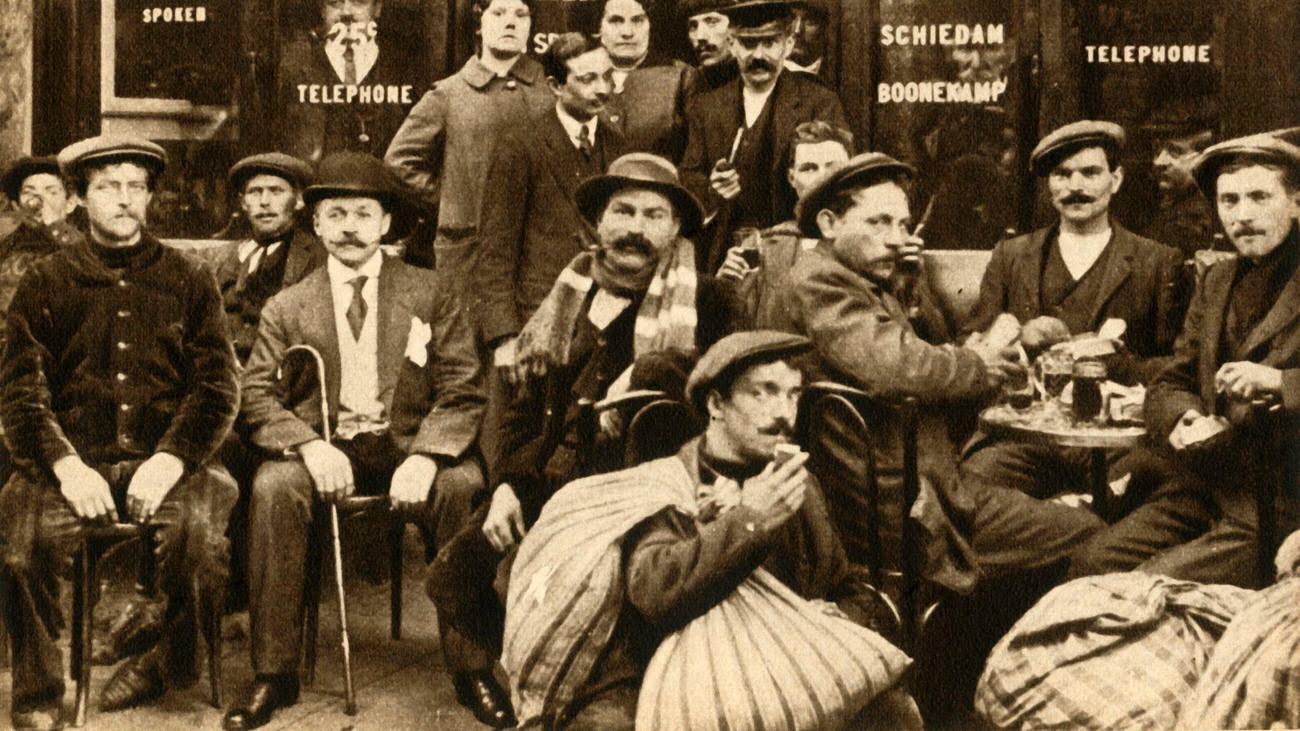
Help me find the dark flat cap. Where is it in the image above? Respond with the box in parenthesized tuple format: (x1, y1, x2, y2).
(576, 152, 703, 236)
(229, 152, 313, 191)
(681, 0, 732, 15)
(1029, 120, 1125, 177)
(796, 151, 915, 238)
(723, 0, 796, 34)
(57, 135, 167, 177)
(1191, 132, 1300, 200)
(1, 156, 62, 201)
(686, 330, 812, 412)
(305, 152, 424, 238)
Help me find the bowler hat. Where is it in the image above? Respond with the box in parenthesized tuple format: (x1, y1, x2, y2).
(1191, 132, 1300, 201)
(795, 151, 915, 238)
(575, 153, 704, 236)
(57, 135, 168, 178)
(304, 152, 425, 238)
(1, 156, 63, 202)
(1029, 120, 1125, 177)
(229, 152, 314, 192)
(685, 330, 811, 414)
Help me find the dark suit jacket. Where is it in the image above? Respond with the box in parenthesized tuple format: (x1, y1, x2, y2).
(680, 70, 848, 226)
(241, 256, 483, 460)
(965, 221, 1188, 383)
(473, 108, 625, 344)
(603, 60, 693, 163)
(210, 229, 326, 362)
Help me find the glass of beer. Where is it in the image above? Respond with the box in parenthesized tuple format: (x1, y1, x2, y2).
(1038, 350, 1074, 405)
(1071, 359, 1106, 423)
(732, 227, 762, 268)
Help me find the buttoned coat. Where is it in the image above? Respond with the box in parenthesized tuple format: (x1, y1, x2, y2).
(209, 228, 326, 362)
(1, 234, 239, 472)
(385, 55, 553, 281)
(472, 108, 626, 345)
(602, 60, 694, 163)
(240, 256, 483, 460)
(964, 221, 1188, 383)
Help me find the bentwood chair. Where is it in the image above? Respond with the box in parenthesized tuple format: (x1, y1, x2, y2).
(71, 522, 223, 727)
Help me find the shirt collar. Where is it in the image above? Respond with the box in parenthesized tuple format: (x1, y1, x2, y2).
(555, 103, 598, 147)
(327, 250, 383, 285)
(461, 53, 541, 90)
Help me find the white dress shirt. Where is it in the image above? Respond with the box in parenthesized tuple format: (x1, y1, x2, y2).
(327, 253, 386, 435)
(555, 102, 600, 151)
(1058, 229, 1113, 280)
(742, 80, 778, 128)
(325, 36, 379, 85)
(238, 239, 283, 276)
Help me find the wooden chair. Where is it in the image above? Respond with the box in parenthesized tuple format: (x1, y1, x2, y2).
(70, 522, 222, 727)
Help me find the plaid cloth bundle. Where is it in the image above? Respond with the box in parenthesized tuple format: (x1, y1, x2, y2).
(1179, 577, 1300, 729)
(974, 573, 1252, 730)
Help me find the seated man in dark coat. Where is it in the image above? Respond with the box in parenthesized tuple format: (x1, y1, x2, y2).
(1070, 134, 1300, 587)
(0, 136, 240, 729)
(428, 152, 746, 727)
(502, 332, 921, 730)
(224, 153, 487, 731)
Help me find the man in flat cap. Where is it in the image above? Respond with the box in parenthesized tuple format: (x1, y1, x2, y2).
(385, 0, 553, 292)
(226, 152, 487, 730)
(0, 135, 240, 727)
(681, 0, 849, 273)
(430, 151, 746, 727)
(768, 151, 1104, 590)
(502, 330, 922, 730)
(682, 0, 738, 98)
(0, 156, 83, 328)
(1070, 133, 1300, 587)
(960, 120, 1189, 500)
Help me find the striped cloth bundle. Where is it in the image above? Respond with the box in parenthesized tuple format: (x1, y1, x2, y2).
(503, 444, 910, 730)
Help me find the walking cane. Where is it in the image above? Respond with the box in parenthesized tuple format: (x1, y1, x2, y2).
(278, 344, 358, 715)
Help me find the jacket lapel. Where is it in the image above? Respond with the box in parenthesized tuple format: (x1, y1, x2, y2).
(1236, 265, 1300, 360)
(1198, 261, 1236, 408)
(1020, 226, 1051, 310)
(541, 111, 583, 199)
(376, 258, 413, 405)
(1085, 225, 1136, 328)
(297, 267, 344, 418)
(283, 229, 323, 286)
(768, 73, 805, 179)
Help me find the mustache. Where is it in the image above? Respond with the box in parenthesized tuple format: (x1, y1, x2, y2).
(1230, 224, 1267, 238)
(744, 59, 775, 73)
(1060, 192, 1094, 205)
(694, 40, 720, 54)
(757, 421, 794, 438)
(608, 232, 657, 258)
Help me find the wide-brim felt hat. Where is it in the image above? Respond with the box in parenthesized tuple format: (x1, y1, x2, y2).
(57, 135, 168, 178)
(2, 156, 62, 202)
(1191, 132, 1300, 201)
(1029, 120, 1126, 177)
(686, 330, 812, 414)
(575, 152, 704, 237)
(795, 151, 915, 238)
(229, 152, 314, 192)
(304, 152, 426, 239)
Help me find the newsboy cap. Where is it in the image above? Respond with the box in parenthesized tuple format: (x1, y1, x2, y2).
(681, 0, 731, 16)
(1, 156, 63, 202)
(685, 330, 812, 413)
(723, 0, 796, 36)
(57, 135, 168, 178)
(229, 152, 314, 192)
(1029, 120, 1125, 177)
(575, 152, 704, 236)
(1191, 132, 1300, 201)
(795, 151, 915, 238)
(304, 152, 424, 238)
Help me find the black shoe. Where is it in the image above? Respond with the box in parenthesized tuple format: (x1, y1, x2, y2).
(98, 650, 167, 711)
(222, 676, 300, 731)
(453, 671, 516, 728)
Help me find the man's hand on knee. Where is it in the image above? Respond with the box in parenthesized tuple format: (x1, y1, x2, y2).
(482, 483, 525, 552)
(299, 439, 355, 502)
(390, 454, 438, 511)
(53, 455, 115, 522)
(125, 452, 184, 523)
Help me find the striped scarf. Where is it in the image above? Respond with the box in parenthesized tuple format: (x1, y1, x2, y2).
(512, 238, 698, 381)
(503, 440, 911, 729)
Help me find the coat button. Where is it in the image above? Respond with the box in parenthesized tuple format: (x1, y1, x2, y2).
(117, 309, 130, 318)
(117, 279, 127, 287)
(359, 133, 370, 143)
(506, 80, 517, 90)
(117, 341, 128, 350)
(610, 114, 620, 123)
(116, 372, 127, 382)
(119, 403, 131, 412)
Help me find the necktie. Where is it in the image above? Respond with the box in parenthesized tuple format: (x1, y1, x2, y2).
(346, 275, 367, 339)
(577, 124, 594, 160)
(342, 42, 358, 85)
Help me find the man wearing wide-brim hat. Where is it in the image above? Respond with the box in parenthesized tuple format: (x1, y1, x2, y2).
(959, 119, 1189, 501)
(427, 152, 748, 727)
(1070, 132, 1300, 587)
(230, 151, 489, 730)
(766, 149, 1106, 592)
(680, 0, 850, 273)
(0, 134, 241, 727)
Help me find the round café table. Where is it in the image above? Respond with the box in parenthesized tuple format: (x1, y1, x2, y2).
(979, 401, 1146, 518)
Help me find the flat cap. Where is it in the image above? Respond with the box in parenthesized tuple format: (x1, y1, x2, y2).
(685, 330, 812, 412)
(1192, 132, 1300, 200)
(681, 0, 732, 15)
(796, 151, 915, 237)
(723, 0, 796, 35)
(229, 152, 313, 191)
(1029, 120, 1125, 177)
(1, 156, 63, 201)
(57, 135, 167, 177)
(576, 152, 703, 236)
